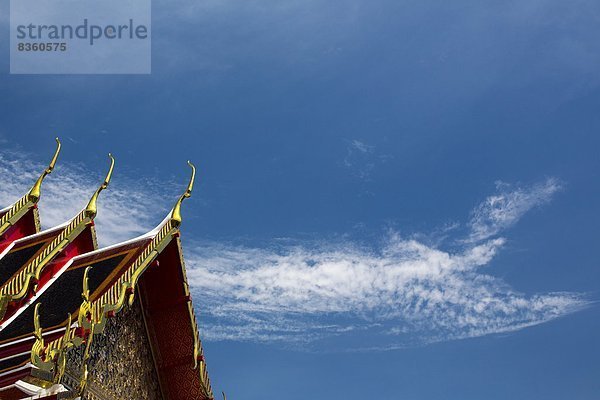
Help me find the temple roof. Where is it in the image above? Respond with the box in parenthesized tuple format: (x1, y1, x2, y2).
(0, 146, 214, 400)
(0, 154, 115, 327)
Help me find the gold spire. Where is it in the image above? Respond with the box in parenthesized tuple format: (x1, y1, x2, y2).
(170, 161, 196, 226)
(28, 137, 61, 203)
(85, 154, 114, 218)
(0, 138, 61, 237)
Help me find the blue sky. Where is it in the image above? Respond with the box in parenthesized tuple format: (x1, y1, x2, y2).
(1, 0, 600, 398)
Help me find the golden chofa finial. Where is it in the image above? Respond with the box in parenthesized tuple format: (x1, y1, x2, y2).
(85, 154, 115, 218)
(28, 137, 61, 203)
(33, 303, 43, 340)
(82, 266, 91, 302)
(170, 161, 196, 226)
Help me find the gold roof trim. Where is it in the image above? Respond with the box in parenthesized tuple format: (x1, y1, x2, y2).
(32, 162, 213, 399)
(177, 238, 214, 399)
(0, 155, 115, 321)
(34, 220, 179, 397)
(0, 138, 61, 238)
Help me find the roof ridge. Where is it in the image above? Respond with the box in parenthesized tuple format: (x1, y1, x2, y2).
(0, 155, 115, 322)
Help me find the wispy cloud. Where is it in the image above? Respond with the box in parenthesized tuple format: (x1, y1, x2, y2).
(186, 233, 584, 350)
(0, 149, 585, 350)
(343, 139, 390, 181)
(183, 177, 583, 349)
(348, 139, 374, 154)
(0, 149, 170, 246)
(466, 178, 563, 243)
(182, 177, 581, 349)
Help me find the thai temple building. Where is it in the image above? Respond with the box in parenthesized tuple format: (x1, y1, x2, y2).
(0, 139, 215, 399)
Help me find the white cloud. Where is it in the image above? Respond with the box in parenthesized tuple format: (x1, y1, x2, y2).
(186, 233, 585, 350)
(466, 178, 562, 243)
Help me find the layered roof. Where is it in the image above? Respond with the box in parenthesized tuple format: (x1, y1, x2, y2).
(0, 144, 214, 400)
(0, 153, 114, 326)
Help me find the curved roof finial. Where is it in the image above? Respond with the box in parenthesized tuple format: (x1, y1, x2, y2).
(170, 161, 196, 226)
(82, 266, 91, 302)
(33, 303, 43, 341)
(28, 137, 61, 203)
(85, 154, 115, 218)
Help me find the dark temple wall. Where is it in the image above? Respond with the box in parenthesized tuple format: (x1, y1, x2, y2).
(65, 299, 163, 400)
